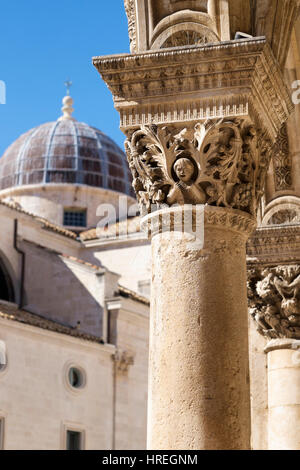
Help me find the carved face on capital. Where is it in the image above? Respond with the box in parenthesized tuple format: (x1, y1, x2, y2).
(173, 158, 195, 184)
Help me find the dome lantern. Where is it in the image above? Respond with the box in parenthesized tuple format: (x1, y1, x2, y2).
(58, 95, 75, 122)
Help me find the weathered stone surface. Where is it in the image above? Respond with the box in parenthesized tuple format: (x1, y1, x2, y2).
(145, 205, 253, 450)
(265, 341, 300, 450)
(124, 0, 299, 70)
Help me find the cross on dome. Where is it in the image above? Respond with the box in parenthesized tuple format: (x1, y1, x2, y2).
(64, 79, 72, 96)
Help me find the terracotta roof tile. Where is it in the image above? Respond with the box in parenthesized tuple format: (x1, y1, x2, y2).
(118, 285, 150, 306)
(80, 216, 141, 241)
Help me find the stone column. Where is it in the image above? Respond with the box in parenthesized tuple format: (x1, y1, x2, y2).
(143, 205, 254, 449)
(249, 264, 300, 450)
(94, 16, 292, 449)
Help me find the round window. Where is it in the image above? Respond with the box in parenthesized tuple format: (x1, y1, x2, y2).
(68, 367, 85, 389)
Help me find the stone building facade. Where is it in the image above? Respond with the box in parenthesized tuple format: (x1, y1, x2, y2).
(0, 98, 150, 450)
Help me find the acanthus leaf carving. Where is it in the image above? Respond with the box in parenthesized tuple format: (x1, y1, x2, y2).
(248, 265, 300, 340)
(125, 119, 272, 216)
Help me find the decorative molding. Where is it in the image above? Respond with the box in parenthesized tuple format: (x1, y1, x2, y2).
(125, 119, 272, 216)
(264, 338, 300, 354)
(141, 205, 256, 239)
(247, 225, 300, 264)
(272, 123, 292, 191)
(248, 265, 300, 340)
(124, 0, 137, 53)
(151, 18, 220, 50)
(262, 196, 300, 227)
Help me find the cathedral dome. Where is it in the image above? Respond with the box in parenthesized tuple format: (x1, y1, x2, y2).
(0, 96, 134, 198)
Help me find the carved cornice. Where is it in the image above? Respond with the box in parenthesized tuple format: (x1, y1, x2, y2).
(93, 38, 293, 142)
(247, 224, 300, 265)
(248, 264, 300, 340)
(125, 119, 272, 216)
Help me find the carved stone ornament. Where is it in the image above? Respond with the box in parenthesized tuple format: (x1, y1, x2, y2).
(247, 224, 300, 264)
(112, 350, 135, 373)
(124, 0, 137, 53)
(248, 265, 300, 339)
(125, 119, 272, 215)
(269, 209, 300, 226)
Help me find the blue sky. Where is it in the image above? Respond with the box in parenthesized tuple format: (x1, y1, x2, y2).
(0, 0, 130, 155)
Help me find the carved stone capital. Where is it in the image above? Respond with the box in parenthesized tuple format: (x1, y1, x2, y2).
(125, 119, 272, 216)
(112, 350, 135, 373)
(248, 265, 300, 340)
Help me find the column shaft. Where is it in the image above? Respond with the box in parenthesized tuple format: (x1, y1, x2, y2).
(146, 207, 252, 450)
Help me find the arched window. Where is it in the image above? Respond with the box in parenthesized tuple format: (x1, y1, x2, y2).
(0, 258, 15, 302)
